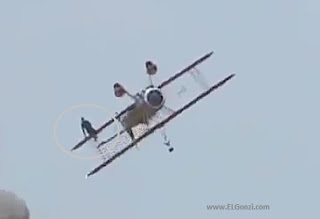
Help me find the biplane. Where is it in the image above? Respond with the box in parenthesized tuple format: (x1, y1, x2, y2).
(70, 51, 235, 178)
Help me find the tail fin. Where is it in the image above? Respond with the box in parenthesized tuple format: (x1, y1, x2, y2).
(145, 61, 157, 75)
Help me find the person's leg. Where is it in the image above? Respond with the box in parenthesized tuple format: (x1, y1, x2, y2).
(88, 128, 98, 141)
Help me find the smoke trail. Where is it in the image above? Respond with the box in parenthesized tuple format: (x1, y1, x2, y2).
(0, 190, 30, 219)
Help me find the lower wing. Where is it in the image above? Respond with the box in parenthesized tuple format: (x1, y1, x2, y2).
(86, 73, 235, 178)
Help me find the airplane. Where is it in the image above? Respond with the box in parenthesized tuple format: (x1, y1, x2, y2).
(70, 51, 235, 178)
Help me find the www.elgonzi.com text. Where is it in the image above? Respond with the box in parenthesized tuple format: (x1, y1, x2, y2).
(207, 204, 270, 211)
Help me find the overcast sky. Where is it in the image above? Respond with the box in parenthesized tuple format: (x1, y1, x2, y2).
(1, 0, 319, 218)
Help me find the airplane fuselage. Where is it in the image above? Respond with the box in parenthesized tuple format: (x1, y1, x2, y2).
(120, 86, 165, 132)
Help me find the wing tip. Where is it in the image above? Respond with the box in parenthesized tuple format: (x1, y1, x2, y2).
(227, 73, 236, 80)
(206, 51, 214, 58)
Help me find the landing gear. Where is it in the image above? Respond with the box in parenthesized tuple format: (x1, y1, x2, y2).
(161, 128, 174, 153)
(164, 139, 174, 152)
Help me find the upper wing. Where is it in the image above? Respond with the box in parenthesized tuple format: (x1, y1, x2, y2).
(157, 51, 213, 89)
(71, 51, 214, 151)
(86, 73, 235, 178)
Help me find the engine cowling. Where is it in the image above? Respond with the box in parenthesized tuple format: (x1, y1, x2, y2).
(144, 87, 165, 109)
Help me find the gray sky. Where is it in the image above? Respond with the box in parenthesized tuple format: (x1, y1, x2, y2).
(1, 0, 319, 218)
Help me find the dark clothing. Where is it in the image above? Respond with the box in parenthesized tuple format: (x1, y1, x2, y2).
(81, 120, 97, 140)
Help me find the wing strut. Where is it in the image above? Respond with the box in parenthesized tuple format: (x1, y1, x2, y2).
(86, 73, 235, 178)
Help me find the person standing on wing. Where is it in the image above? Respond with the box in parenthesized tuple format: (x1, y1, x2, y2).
(81, 117, 98, 141)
